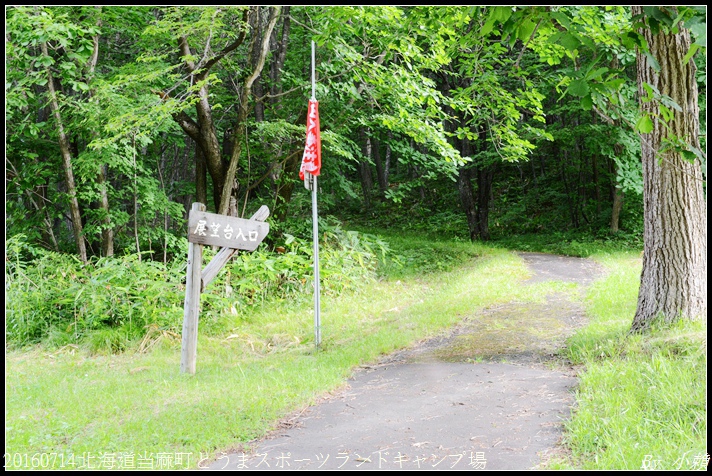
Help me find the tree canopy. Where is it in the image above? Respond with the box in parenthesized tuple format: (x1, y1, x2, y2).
(6, 6, 707, 331)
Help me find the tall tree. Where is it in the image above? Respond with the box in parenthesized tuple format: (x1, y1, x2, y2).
(629, 6, 706, 330)
(484, 5, 706, 329)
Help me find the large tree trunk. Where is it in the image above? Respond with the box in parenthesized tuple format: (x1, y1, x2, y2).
(273, 148, 303, 222)
(269, 6, 290, 109)
(630, 6, 707, 331)
(41, 41, 88, 264)
(195, 142, 208, 207)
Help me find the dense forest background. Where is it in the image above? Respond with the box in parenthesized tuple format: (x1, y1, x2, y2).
(6, 6, 706, 348)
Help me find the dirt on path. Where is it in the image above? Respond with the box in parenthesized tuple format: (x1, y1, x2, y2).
(207, 252, 605, 471)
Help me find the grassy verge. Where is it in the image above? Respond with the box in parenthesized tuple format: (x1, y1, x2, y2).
(6, 235, 705, 471)
(549, 251, 707, 470)
(5, 234, 562, 470)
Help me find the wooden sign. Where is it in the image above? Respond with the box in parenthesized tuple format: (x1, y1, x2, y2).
(187, 209, 269, 251)
(181, 203, 270, 375)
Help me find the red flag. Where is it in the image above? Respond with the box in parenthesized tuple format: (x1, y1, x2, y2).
(299, 99, 321, 180)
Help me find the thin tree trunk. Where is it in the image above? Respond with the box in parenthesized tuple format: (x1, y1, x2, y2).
(219, 6, 281, 216)
(132, 134, 141, 260)
(384, 132, 392, 188)
(269, 6, 290, 108)
(630, 6, 707, 331)
(609, 143, 625, 233)
(251, 8, 265, 123)
(610, 183, 624, 233)
(561, 148, 579, 228)
(41, 41, 87, 263)
(359, 128, 374, 209)
(85, 9, 114, 257)
(476, 166, 495, 241)
(458, 166, 477, 241)
(373, 137, 388, 194)
(97, 165, 113, 256)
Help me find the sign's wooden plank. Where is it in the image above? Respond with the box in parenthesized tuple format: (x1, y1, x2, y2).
(201, 206, 271, 292)
(188, 209, 269, 250)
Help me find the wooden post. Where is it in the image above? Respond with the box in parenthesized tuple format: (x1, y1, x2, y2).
(181, 202, 205, 374)
(180, 203, 270, 374)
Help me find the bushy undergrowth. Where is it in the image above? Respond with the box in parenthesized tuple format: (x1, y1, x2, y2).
(5, 223, 391, 353)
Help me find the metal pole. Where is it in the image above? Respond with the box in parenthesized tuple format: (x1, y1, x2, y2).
(310, 40, 321, 348)
(312, 175, 321, 348)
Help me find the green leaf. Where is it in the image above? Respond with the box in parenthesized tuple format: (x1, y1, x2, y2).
(558, 33, 581, 52)
(681, 150, 697, 162)
(517, 19, 536, 42)
(580, 94, 593, 111)
(648, 18, 660, 36)
(550, 11, 571, 30)
(567, 79, 589, 97)
(689, 23, 706, 47)
(586, 67, 609, 81)
(38, 55, 53, 67)
(643, 52, 661, 73)
(683, 43, 700, 64)
(636, 114, 654, 134)
(659, 104, 673, 122)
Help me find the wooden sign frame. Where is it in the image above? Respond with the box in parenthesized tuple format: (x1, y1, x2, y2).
(180, 202, 270, 374)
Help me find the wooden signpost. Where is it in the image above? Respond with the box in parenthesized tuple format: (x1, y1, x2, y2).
(180, 202, 270, 374)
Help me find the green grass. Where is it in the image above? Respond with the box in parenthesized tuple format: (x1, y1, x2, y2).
(5, 235, 558, 470)
(548, 251, 707, 470)
(5, 237, 706, 471)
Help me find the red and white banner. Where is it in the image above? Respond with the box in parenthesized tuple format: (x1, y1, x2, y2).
(299, 99, 322, 180)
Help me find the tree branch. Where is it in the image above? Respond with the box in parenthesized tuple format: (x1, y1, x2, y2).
(195, 8, 249, 80)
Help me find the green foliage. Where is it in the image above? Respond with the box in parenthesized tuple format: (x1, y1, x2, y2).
(6, 234, 186, 350)
(6, 218, 392, 352)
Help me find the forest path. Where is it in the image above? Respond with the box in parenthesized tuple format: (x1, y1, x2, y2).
(207, 252, 605, 471)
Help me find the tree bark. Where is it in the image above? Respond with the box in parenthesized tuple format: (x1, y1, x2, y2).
(41, 41, 88, 263)
(630, 6, 707, 331)
(476, 166, 495, 241)
(219, 6, 281, 216)
(274, 147, 303, 222)
(195, 142, 208, 207)
(609, 145, 624, 233)
(269, 6, 290, 108)
(358, 128, 374, 209)
(250, 8, 266, 123)
(372, 137, 387, 194)
(88, 12, 114, 256)
(458, 166, 477, 241)
(97, 164, 113, 257)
